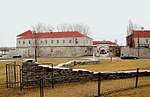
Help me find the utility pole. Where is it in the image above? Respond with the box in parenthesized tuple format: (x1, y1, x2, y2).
(34, 44, 37, 62)
(137, 31, 139, 58)
(33, 32, 38, 62)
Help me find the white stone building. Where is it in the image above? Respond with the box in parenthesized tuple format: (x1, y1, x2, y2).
(16, 30, 93, 58)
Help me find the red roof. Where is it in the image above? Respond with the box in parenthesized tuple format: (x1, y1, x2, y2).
(17, 30, 32, 37)
(17, 30, 92, 39)
(132, 30, 150, 38)
(93, 41, 116, 45)
(93, 41, 97, 45)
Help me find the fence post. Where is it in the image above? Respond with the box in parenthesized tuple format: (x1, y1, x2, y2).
(51, 63, 54, 88)
(14, 62, 16, 87)
(135, 68, 139, 88)
(20, 69, 23, 91)
(6, 64, 8, 88)
(98, 72, 101, 97)
(40, 79, 44, 97)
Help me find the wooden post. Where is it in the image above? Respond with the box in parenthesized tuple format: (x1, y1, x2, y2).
(98, 72, 101, 96)
(51, 63, 54, 88)
(40, 79, 44, 97)
(135, 68, 139, 88)
(6, 64, 8, 88)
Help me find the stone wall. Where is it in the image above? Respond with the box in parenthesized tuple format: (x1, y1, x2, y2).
(121, 46, 150, 58)
(22, 61, 150, 87)
(56, 60, 100, 68)
(22, 62, 95, 86)
(15, 46, 93, 58)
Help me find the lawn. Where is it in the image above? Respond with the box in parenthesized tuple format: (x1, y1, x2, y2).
(72, 59, 150, 72)
(1, 76, 150, 97)
(0, 59, 150, 97)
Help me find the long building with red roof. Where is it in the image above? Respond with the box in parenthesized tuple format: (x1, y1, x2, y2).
(17, 30, 92, 39)
(16, 30, 93, 58)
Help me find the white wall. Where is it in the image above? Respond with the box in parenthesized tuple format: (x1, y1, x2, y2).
(121, 46, 150, 58)
(134, 37, 150, 48)
(15, 46, 93, 58)
(17, 37, 93, 47)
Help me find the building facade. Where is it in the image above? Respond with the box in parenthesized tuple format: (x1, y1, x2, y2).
(16, 30, 93, 58)
(126, 30, 150, 48)
(121, 29, 150, 58)
(93, 40, 117, 56)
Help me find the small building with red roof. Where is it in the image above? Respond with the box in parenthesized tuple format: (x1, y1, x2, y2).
(16, 30, 93, 58)
(126, 30, 150, 48)
(121, 28, 150, 58)
(93, 40, 117, 56)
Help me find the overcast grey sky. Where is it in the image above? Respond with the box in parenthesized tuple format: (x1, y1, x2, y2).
(0, 0, 150, 47)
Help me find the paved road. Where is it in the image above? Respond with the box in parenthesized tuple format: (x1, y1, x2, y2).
(0, 56, 150, 62)
(0, 59, 16, 62)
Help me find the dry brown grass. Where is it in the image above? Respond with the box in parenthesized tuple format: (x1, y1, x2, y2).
(105, 85, 150, 97)
(0, 59, 150, 97)
(72, 59, 150, 72)
(1, 76, 149, 97)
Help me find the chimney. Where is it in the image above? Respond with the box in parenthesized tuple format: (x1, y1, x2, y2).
(115, 39, 117, 44)
(141, 27, 144, 31)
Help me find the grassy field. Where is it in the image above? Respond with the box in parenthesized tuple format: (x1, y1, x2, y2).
(0, 59, 150, 97)
(105, 85, 150, 97)
(72, 59, 150, 71)
(0, 76, 150, 97)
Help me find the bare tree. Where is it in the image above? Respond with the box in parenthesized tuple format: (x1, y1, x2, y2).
(32, 23, 54, 33)
(31, 23, 54, 61)
(127, 20, 142, 36)
(56, 23, 91, 36)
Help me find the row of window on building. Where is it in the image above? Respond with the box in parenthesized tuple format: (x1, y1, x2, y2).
(18, 39, 79, 45)
(137, 39, 150, 44)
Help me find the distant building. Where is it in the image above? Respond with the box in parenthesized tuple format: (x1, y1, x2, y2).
(93, 40, 117, 56)
(121, 29, 150, 58)
(15, 30, 93, 58)
(126, 30, 150, 48)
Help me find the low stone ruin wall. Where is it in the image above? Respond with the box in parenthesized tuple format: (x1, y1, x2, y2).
(56, 60, 100, 68)
(100, 70, 150, 80)
(22, 62, 150, 87)
(22, 62, 95, 86)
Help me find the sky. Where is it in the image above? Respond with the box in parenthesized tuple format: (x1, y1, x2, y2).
(0, 0, 150, 47)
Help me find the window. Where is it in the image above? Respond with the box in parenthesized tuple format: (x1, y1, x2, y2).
(69, 40, 71, 43)
(85, 50, 87, 53)
(51, 40, 53, 43)
(146, 39, 149, 43)
(57, 40, 59, 43)
(23, 41, 25, 44)
(19, 41, 21, 44)
(29, 40, 30, 44)
(51, 49, 53, 52)
(45, 40, 47, 44)
(63, 40, 65, 43)
(75, 38, 78, 44)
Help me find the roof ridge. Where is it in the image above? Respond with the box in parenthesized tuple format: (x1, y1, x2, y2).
(17, 30, 92, 39)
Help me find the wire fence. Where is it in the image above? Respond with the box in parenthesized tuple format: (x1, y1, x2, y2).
(98, 68, 150, 97)
(19, 68, 150, 97)
(2, 65, 150, 97)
